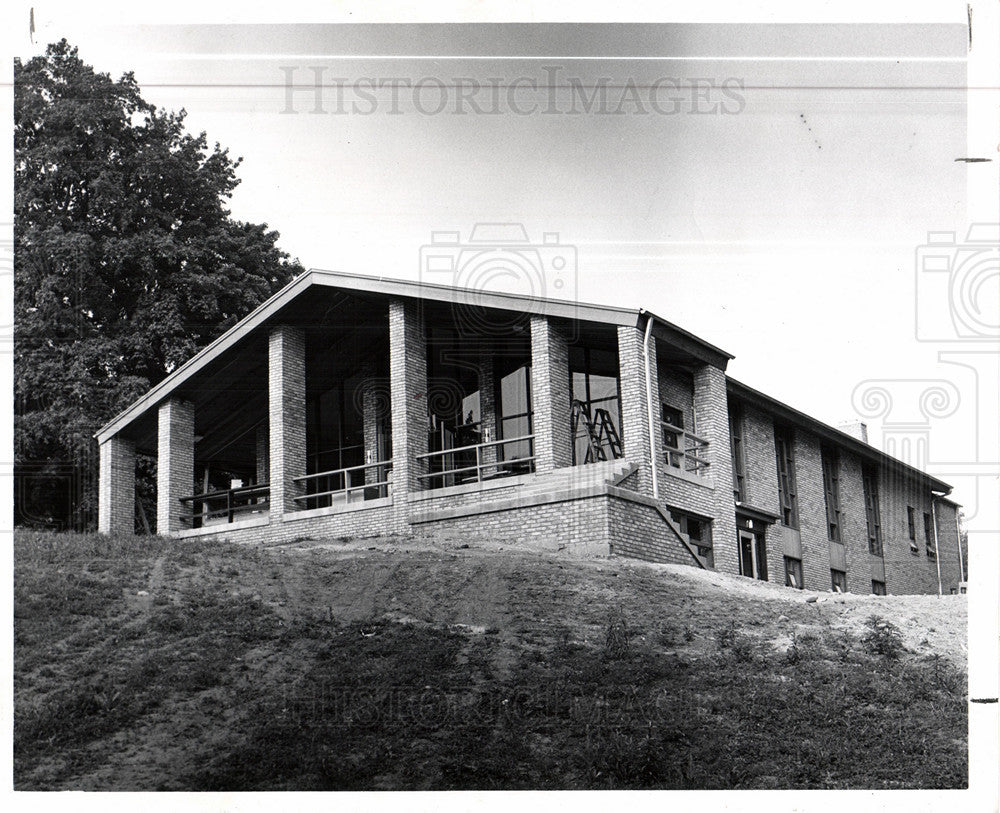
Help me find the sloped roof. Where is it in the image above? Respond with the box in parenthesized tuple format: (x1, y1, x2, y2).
(95, 269, 732, 442)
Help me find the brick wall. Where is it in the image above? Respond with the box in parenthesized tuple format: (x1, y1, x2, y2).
(389, 299, 428, 531)
(658, 364, 695, 434)
(933, 500, 964, 593)
(530, 316, 572, 473)
(269, 326, 306, 519)
(692, 365, 738, 575)
(608, 494, 700, 566)
(157, 398, 194, 534)
(879, 467, 940, 595)
(617, 324, 655, 494)
(255, 425, 269, 485)
(98, 435, 135, 535)
(479, 347, 498, 467)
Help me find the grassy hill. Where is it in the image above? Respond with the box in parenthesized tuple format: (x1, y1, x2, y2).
(13, 530, 967, 790)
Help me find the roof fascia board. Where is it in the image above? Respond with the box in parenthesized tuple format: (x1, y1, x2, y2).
(307, 270, 639, 327)
(94, 271, 318, 443)
(727, 377, 952, 495)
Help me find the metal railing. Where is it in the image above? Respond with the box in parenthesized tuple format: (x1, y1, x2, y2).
(293, 459, 393, 509)
(661, 421, 711, 476)
(180, 483, 270, 527)
(417, 434, 535, 489)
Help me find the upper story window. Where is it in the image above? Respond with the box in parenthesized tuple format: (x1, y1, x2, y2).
(821, 447, 842, 542)
(907, 506, 918, 553)
(774, 426, 798, 529)
(660, 403, 710, 477)
(862, 466, 883, 557)
(729, 404, 747, 502)
(924, 511, 936, 558)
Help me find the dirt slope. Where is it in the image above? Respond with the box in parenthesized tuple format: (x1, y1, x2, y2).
(14, 531, 968, 790)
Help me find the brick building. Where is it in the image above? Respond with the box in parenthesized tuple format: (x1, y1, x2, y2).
(95, 269, 965, 595)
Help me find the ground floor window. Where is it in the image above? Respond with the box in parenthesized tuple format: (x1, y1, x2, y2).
(784, 556, 803, 589)
(872, 580, 886, 595)
(831, 569, 847, 593)
(669, 509, 713, 568)
(738, 529, 768, 581)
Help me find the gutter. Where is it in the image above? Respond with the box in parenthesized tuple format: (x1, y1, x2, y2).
(642, 313, 659, 500)
(931, 497, 943, 596)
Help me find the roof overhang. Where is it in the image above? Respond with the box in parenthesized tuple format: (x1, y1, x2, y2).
(727, 377, 953, 495)
(97, 269, 734, 444)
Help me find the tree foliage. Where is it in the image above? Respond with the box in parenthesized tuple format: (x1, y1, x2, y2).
(15, 40, 303, 528)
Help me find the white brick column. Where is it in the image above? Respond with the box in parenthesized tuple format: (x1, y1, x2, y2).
(98, 435, 135, 535)
(269, 325, 306, 518)
(530, 316, 572, 473)
(617, 324, 658, 495)
(389, 299, 428, 499)
(479, 348, 498, 469)
(693, 364, 739, 574)
(157, 398, 194, 535)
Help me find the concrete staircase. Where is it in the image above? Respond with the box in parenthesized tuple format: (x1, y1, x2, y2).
(521, 460, 637, 497)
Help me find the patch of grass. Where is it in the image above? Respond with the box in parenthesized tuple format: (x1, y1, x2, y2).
(14, 531, 968, 791)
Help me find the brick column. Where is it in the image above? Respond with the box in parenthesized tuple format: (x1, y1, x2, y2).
(98, 435, 135, 535)
(530, 316, 572, 473)
(617, 324, 658, 496)
(693, 364, 739, 574)
(479, 348, 498, 470)
(269, 326, 306, 518)
(389, 299, 428, 501)
(255, 425, 269, 485)
(157, 398, 194, 535)
(360, 362, 386, 486)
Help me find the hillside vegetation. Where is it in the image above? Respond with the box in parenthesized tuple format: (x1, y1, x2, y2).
(14, 530, 967, 790)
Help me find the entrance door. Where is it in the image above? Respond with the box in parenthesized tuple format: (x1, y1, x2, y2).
(739, 530, 769, 581)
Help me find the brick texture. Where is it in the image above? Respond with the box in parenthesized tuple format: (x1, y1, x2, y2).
(98, 435, 135, 534)
(617, 325, 656, 494)
(269, 326, 306, 518)
(255, 425, 269, 485)
(157, 398, 194, 534)
(692, 365, 738, 575)
(390, 299, 428, 529)
(530, 316, 572, 472)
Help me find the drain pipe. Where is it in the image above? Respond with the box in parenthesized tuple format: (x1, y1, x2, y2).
(642, 312, 659, 500)
(931, 497, 943, 597)
(955, 508, 966, 583)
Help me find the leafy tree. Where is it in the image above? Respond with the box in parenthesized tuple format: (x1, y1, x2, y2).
(15, 40, 303, 529)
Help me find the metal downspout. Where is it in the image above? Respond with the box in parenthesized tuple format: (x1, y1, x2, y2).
(642, 313, 659, 500)
(931, 498, 943, 596)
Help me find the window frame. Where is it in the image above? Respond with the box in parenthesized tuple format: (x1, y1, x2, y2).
(907, 506, 918, 553)
(784, 556, 804, 590)
(871, 580, 886, 596)
(830, 569, 847, 594)
(924, 511, 936, 558)
(670, 508, 714, 568)
(821, 447, 842, 543)
(774, 426, 799, 529)
(862, 466, 883, 557)
(729, 404, 747, 502)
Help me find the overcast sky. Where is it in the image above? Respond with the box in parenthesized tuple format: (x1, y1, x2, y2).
(9, 5, 998, 538)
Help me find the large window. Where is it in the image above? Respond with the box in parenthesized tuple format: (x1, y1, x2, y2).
(862, 467, 883, 556)
(670, 509, 713, 568)
(497, 363, 533, 464)
(569, 346, 621, 465)
(924, 512, 936, 559)
(821, 447, 842, 542)
(907, 506, 918, 553)
(729, 404, 747, 502)
(774, 427, 798, 528)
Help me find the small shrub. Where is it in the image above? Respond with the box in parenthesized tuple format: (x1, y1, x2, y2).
(861, 615, 905, 661)
(604, 607, 629, 660)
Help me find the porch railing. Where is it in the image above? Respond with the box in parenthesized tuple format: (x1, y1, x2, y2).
(661, 421, 711, 476)
(417, 434, 535, 489)
(293, 459, 393, 510)
(180, 483, 270, 527)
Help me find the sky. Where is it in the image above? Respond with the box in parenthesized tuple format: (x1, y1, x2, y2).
(5, 5, 997, 536)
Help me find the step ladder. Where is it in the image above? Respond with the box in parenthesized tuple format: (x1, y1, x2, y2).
(571, 400, 624, 463)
